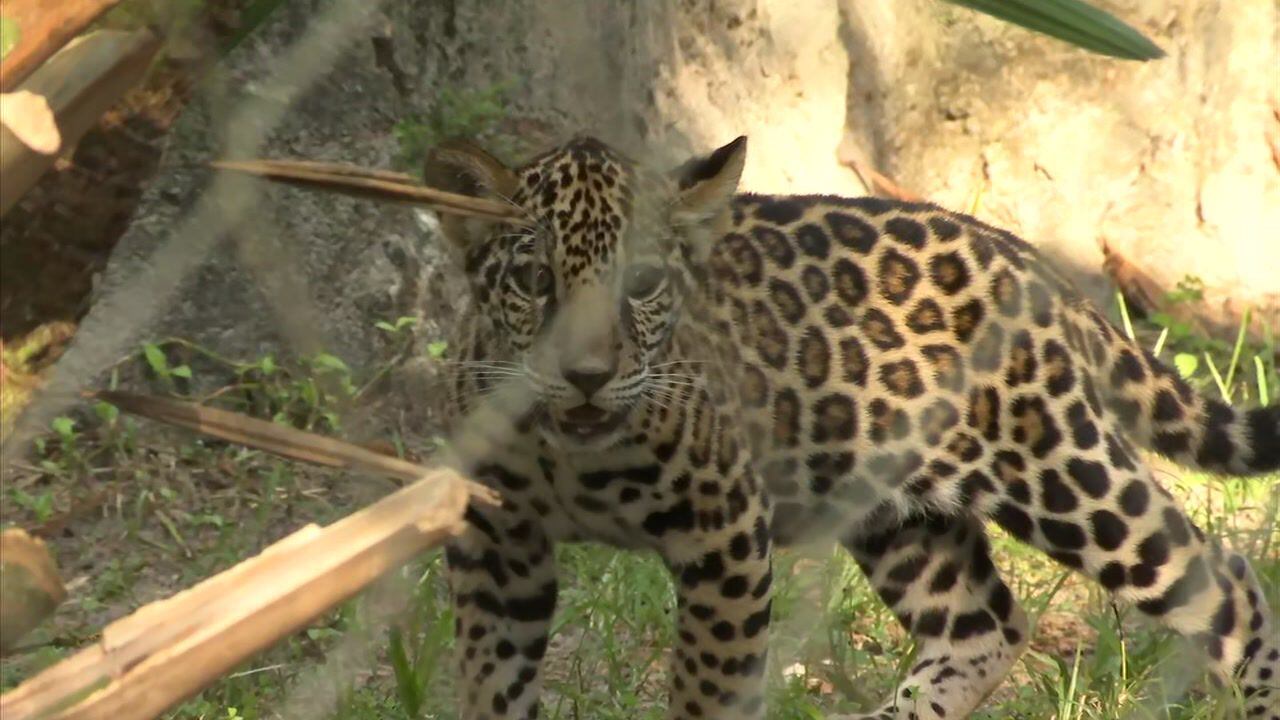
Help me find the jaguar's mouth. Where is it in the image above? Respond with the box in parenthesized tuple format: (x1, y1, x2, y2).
(555, 404, 627, 441)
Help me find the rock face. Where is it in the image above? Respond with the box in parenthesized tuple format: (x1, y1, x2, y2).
(837, 0, 1279, 334)
(23, 0, 1276, 440)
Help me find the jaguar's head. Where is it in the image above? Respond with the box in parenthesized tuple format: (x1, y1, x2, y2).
(426, 135, 747, 450)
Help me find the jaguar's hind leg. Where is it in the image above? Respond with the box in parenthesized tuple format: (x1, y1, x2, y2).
(834, 514, 1028, 720)
(983, 439, 1279, 718)
(1071, 501, 1278, 717)
(1228, 551, 1280, 719)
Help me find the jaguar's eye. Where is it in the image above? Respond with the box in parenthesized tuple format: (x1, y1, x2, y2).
(533, 266, 554, 296)
(625, 263, 666, 300)
(512, 264, 554, 297)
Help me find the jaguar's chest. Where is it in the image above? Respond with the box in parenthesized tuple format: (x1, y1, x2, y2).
(498, 443, 695, 550)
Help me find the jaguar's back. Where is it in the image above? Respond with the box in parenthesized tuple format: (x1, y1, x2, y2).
(703, 192, 1277, 534)
(427, 134, 1280, 720)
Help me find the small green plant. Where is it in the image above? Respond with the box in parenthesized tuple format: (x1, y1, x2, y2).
(29, 414, 90, 478)
(386, 555, 456, 719)
(10, 487, 55, 523)
(253, 351, 358, 431)
(142, 342, 193, 389)
(394, 83, 518, 171)
(375, 316, 421, 362)
(1115, 276, 1278, 405)
(131, 338, 361, 431)
(375, 316, 418, 336)
(95, 557, 144, 602)
(50, 416, 77, 448)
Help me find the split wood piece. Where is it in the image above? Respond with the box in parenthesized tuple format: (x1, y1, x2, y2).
(211, 158, 531, 224)
(0, 529, 67, 655)
(91, 390, 500, 506)
(0, 0, 126, 92)
(1, 90, 60, 154)
(0, 466, 472, 720)
(0, 29, 160, 215)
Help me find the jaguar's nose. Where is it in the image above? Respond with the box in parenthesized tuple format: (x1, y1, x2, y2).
(563, 367, 614, 398)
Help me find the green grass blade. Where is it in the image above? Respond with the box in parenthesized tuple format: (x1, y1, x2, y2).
(1152, 326, 1169, 356)
(1223, 307, 1250, 398)
(1205, 352, 1231, 402)
(1116, 291, 1136, 341)
(387, 627, 422, 717)
(943, 0, 1165, 60)
(1255, 355, 1269, 405)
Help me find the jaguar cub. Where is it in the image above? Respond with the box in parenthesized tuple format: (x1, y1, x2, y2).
(426, 135, 1279, 719)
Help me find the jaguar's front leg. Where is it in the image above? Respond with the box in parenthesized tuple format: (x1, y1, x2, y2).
(445, 498, 556, 720)
(663, 481, 773, 720)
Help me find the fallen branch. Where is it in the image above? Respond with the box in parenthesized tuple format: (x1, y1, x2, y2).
(0, 466, 472, 720)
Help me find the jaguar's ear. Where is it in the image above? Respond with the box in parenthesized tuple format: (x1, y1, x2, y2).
(670, 136, 747, 226)
(423, 139, 520, 248)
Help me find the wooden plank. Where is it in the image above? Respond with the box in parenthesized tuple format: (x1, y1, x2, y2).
(0, 469, 473, 720)
(0, 29, 160, 215)
(0, 0, 126, 92)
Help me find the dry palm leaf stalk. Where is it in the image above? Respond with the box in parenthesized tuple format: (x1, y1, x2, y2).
(210, 157, 530, 223)
(91, 391, 499, 505)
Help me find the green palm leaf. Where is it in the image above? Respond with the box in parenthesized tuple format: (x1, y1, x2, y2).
(944, 0, 1165, 60)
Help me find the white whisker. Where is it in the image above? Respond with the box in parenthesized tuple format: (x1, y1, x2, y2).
(642, 392, 673, 412)
(648, 377, 700, 389)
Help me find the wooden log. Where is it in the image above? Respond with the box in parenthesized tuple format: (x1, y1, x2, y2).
(0, 29, 160, 216)
(0, 0, 126, 92)
(0, 529, 66, 655)
(0, 468, 473, 720)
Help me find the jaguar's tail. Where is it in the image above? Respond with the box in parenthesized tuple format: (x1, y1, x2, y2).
(1072, 307, 1279, 476)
